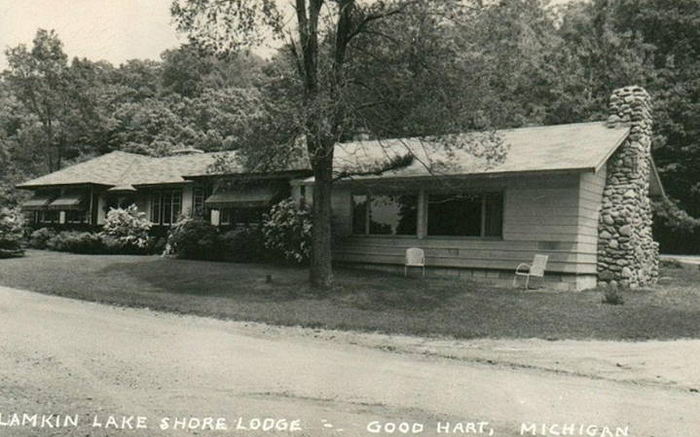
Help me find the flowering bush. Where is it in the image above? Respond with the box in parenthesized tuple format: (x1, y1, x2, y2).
(164, 217, 220, 260)
(28, 227, 57, 249)
(262, 198, 312, 264)
(0, 207, 25, 257)
(101, 205, 152, 249)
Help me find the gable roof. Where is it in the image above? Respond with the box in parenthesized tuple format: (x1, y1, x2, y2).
(332, 121, 631, 180)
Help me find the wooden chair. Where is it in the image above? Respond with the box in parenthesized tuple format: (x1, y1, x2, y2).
(405, 248, 425, 278)
(513, 254, 548, 289)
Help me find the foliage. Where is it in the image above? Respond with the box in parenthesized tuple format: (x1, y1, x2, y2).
(46, 231, 104, 254)
(28, 227, 57, 249)
(262, 199, 312, 264)
(218, 226, 267, 262)
(164, 217, 220, 260)
(0, 207, 25, 257)
(652, 198, 700, 232)
(659, 258, 684, 270)
(602, 283, 624, 305)
(170, 0, 507, 287)
(101, 205, 152, 249)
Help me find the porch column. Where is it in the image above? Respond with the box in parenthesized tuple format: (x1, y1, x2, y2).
(417, 188, 427, 239)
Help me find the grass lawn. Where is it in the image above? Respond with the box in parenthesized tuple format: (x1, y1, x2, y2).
(0, 250, 698, 340)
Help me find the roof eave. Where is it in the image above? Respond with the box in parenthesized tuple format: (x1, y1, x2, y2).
(183, 169, 313, 181)
(299, 167, 598, 186)
(15, 182, 114, 190)
(593, 125, 632, 173)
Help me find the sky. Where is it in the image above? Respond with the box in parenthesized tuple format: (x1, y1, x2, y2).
(0, 0, 183, 70)
(0, 0, 574, 71)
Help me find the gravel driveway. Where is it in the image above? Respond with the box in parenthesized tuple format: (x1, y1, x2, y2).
(0, 286, 698, 437)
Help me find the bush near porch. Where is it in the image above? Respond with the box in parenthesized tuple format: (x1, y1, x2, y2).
(0, 250, 698, 341)
(0, 208, 24, 258)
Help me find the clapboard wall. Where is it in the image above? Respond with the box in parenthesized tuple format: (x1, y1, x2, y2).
(304, 171, 606, 289)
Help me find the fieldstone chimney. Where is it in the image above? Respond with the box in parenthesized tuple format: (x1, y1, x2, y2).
(597, 86, 659, 289)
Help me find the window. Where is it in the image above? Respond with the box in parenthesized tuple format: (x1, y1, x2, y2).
(299, 185, 307, 207)
(193, 186, 206, 218)
(36, 210, 59, 224)
(151, 190, 182, 225)
(106, 196, 135, 211)
(66, 210, 88, 224)
(427, 192, 503, 237)
(219, 207, 266, 226)
(352, 193, 418, 236)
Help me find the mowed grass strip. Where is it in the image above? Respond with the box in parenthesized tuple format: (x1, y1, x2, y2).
(0, 250, 698, 340)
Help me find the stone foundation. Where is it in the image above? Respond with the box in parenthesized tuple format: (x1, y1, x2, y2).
(597, 86, 659, 289)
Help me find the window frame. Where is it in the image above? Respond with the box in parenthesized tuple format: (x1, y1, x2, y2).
(425, 191, 504, 239)
(150, 189, 183, 226)
(351, 192, 419, 237)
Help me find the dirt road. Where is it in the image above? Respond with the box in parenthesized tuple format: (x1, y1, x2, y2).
(0, 286, 698, 437)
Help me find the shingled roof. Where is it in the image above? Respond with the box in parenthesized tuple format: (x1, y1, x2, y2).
(332, 121, 631, 180)
(19, 121, 642, 190)
(17, 151, 242, 189)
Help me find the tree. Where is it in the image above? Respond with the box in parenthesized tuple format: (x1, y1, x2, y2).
(171, 0, 504, 288)
(3, 29, 72, 172)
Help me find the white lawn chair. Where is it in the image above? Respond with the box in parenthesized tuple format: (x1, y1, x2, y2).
(405, 248, 425, 278)
(513, 254, 549, 289)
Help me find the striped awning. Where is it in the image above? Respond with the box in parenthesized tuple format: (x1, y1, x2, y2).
(205, 186, 277, 209)
(20, 195, 53, 211)
(48, 193, 86, 210)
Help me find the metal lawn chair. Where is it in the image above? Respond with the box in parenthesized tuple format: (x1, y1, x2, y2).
(513, 254, 548, 289)
(404, 248, 425, 278)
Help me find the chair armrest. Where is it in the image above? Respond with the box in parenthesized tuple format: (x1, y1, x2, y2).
(515, 263, 531, 274)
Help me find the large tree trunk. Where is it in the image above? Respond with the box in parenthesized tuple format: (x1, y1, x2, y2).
(309, 148, 334, 289)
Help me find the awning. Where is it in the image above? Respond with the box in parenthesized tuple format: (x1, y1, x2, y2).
(107, 184, 137, 193)
(48, 193, 86, 210)
(20, 195, 53, 211)
(205, 186, 277, 209)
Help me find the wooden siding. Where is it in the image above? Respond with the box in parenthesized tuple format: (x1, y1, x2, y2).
(331, 173, 603, 275)
(576, 166, 606, 273)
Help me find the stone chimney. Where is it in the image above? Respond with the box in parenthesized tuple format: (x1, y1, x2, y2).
(597, 86, 659, 289)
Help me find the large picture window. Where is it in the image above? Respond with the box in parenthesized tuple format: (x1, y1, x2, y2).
(427, 192, 503, 237)
(352, 193, 418, 236)
(151, 190, 182, 225)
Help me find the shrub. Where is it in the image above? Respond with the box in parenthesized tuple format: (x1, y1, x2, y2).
(147, 236, 169, 255)
(218, 226, 266, 262)
(28, 227, 57, 249)
(101, 205, 152, 250)
(47, 231, 104, 254)
(262, 198, 312, 264)
(165, 217, 220, 260)
(602, 283, 624, 305)
(659, 258, 684, 269)
(0, 207, 25, 258)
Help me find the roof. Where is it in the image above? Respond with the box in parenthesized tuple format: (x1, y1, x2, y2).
(17, 150, 244, 189)
(330, 121, 631, 181)
(18, 121, 635, 190)
(17, 152, 150, 188)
